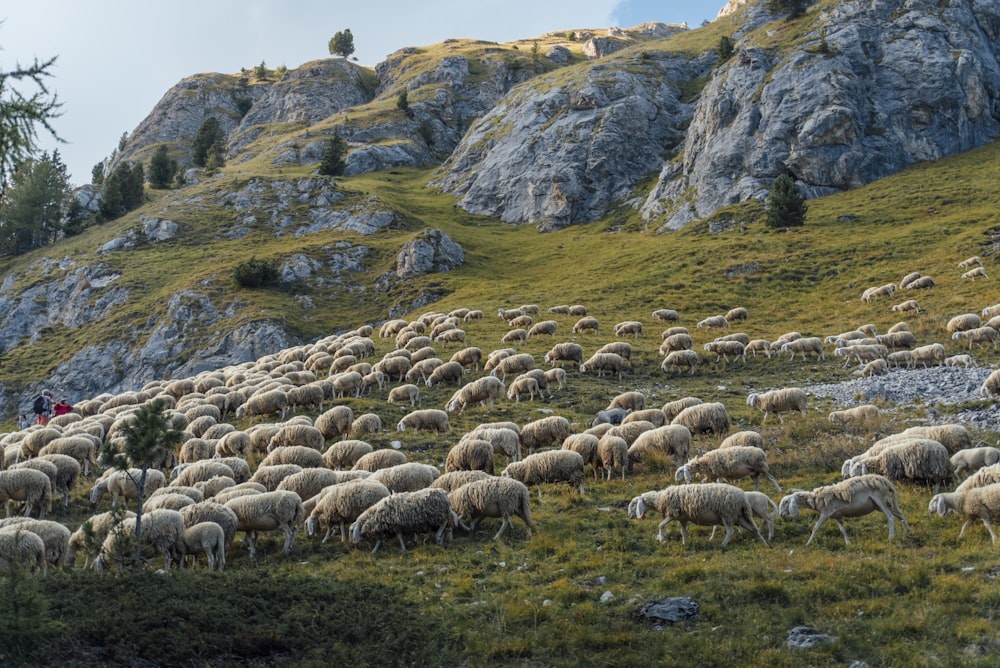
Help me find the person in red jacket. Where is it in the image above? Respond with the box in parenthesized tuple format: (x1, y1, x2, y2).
(53, 397, 74, 417)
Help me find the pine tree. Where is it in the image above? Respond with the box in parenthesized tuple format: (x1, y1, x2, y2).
(0, 53, 63, 196)
(767, 0, 809, 19)
(318, 131, 347, 177)
(765, 173, 807, 229)
(192, 117, 226, 168)
(328, 29, 355, 59)
(0, 152, 70, 255)
(147, 145, 177, 189)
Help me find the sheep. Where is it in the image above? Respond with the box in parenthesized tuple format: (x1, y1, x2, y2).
(352, 449, 408, 472)
(613, 321, 644, 338)
(715, 332, 751, 346)
(650, 309, 679, 323)
(506, 376, 542, 403)
(779, 474, 910, 545)
(500, 328, 527, 345)
(720, 431, 765, 449)
(671, 402, 730, 436)
(519, 416, 573, 454)
(268, 424, 325, 452)
(746, 388, 807, 425)
(508, 315, 532, 330)
(449, 347, 483, 373)
(855, 358, 889, 377)
(549, 305, 571, 315)
(778, 337, 824, 361)
(449, 477, 534, 540)
(622, 409, 667, 427)
(561, 434, 601, 479)
(571, 316, 600, 335)
(606, 421, 656, 446)
(608, 391, 644, 412)
(887, 350, 915, 369)
(696, 315, 729, 331)
(490, 353, 535, 381)
(984, 303, 1000, 318)
(406, 358, 444, 385)
(425, 361, 464, 388)
(962, 267, 989, 281)
(225, 490, 305, 558)
(704, 340, 746, 363)
(370, 463, 441, 493)
(483, 348, 516, 373)
(959, 255, 983, 269)
(150, 484, 205, 504)
(32, 453, 81, 509)
(875, 331, 917, 351)
(596, 341, 633, 362)
(900, 425, 972, 454)
(179, 501, 240, 550)
(660, 333, 693, 354)
(350, 486, 458, 553)
(94, 508, 186, 572)
(260, 445, 325, 470)
(36, 435, 98, 476)
(593, 434, 628, 481)
(911, 343, 946, 368)
(502, 450, 585, 499)
(0, 528, 48, 574)
(661, 350, 699, 375)
(627, 425, 692, 469)
(66, 510, 138, 568)
(350, 413, 383, 439)
(444, 376, 505, 414)
(527, 320, 558, 338)
(90, 468, 166, 510)
(176, 521, 227, 571)
(461, 427, 521, 462)
(661, 326, 690, 338)
(323, 440, 374, 469)
(828, 405, 880, 425)
(19, 427, 63, 459)
(0, 518, 72, 569)
(951, 448, 1000, 479)
(947, 313, 982, 334)
(662, 397, 703, 422)
(396, 409, 451, 434)
(892, 299, 921, 313)
(592, 407, 630, 427)
(445, 439, 496, 475)
(627, 483, 766, 547)
(306, 479, 392, 543)
(906, 276, 935, 289)
(544, 367, 567, 391)
(310, 406, 352, 442)
(580, 352, 629, 379)
(235, 389, 288, 422)
(929, 483, 1000, 544)
(248, 464, 303, 492)
(861, 283, 897, 302)
(276, 468, 344, 501)
(952, 326, 999, 350)
(982, 368, 1000, 397)
(497, 307, 525, 323)
(945, 354, 976, 368)
(848, 438, 953, 491)
(676, 446, 781, 492)
(144, 491, 198, 512)
(434, 328, 467, 346)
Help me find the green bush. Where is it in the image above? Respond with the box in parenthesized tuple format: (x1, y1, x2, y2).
(233, 257, 280, 288)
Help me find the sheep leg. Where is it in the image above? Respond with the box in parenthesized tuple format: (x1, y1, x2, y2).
(766, 474, 782, 493)
(982, 518, 998, 545)
(805, 514, 834, 545)
(493, 516, 511, 541)
(835, 519, 851, 545)
(657, 517, 672, 543)
(872, 496, 906, 538)
(719, 522, 735, 547)
(396, 531, 407, 552)
(958, 519, 973, 539)
(282, 526, 298, 554)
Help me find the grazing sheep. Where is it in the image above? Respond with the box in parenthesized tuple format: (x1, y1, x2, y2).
(720, 431, 765, 450)
(500, 328, 527, 345)
(91, 468, 166, 510)
(445, 439, 496, 475)
(607, 391, 644, 413)
(544, 367, 567, 391)
(571, 316, 600, 335)
(370, 463, 441, 493)
(67, 510, 137, 568)
(276, 468, 343, 502)
(948, 313, 982, 334)
(425, 361, 464, 388)
(662, 350, 700, 375)
(911, 343, 946, 368)
(225, 490, 305, 558)
(144, 492, 198, 512)
(444, 376, 505, 414)
(984, 304, 1000, 318)
(497, 307, 525, 323)
(746, 388, 808, 425)
(875, 331, 917, 350)
(677, 446, 781, 492)
(662, 397, 703, 422)
(502, 450, 585, 498)
(959, 255, 983, 269)
(627, 483, 766, 547)
(704, 340, 746, 363)
(741, 339, 771, 359)
(406, 358, 444, 385)
(671, 402, 730, 436)
(906, 276, 935, 289)
(396, 409, 451, 435)
(449, 477, 534, 540)
(962, 267, 988, 281)
(37, 436, 98, 476)
(490, 353, 535, 381)
(580, 352, 629, 379)
(945, 354, 976, 368)
(450, 347, 483, 373)
(613, 321, 644, 338)
(596, 434, 629, 481)
(549, 305, 571, 315)
(848, 438, 953, 491)
(431, 470, 493, 493)
(886, 350, 915, 368)
(561, 434, 601, 479)
(461, 428, 521, 462)
(861, 283, 897, 302)
(779, 337, 825, 361)
(94, 509, 186, 572)
(483, 348, 516, 373)
(982, 368, 1000, 398)
(352, 449, 408, 473)
(952, 326, 999, 350)
(350, 413, 383, 439)
(544, 342, 584, 368)
(315, 405, 354, 441)
(323, 440, 374, 469)
(828, 405, 880, 425)
(856, 358, 889, 377)
(779, 475, 910, 545)
(261, 445, 326, 469)
(268, 424, 325, 452)
(0, 518, 72, 569)
(520, 416, 573, 454)
(306, 479, 391, 543)
(178, 521, 227, 571)
(892, 299, 921, 313)
(725, 307, 748, 322)
(627, 425, 692, 469)
(235, 389, 288, 422)
(696, 315, 729, 331)
(929, 483, 1000, 543)
(606, 421, 657, 447)
(660, 333, 694, 355)
(528, 320, 558, 337)
(249, 464, 304, 492)
(506, 376, 542, 403)
(622, 409, 667, 427)
(568, 305, 588, 316)
(349, 487, 457, 553)
(652, 309, 680, 322)
(434, 328, 467, 346)
(0, 528, 48, 573)
(951, 448, 1000, 479)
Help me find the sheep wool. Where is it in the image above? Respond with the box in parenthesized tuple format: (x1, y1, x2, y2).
(746, 388, 808, 425)
(0, 518, 72, 568)
(627, 425, 692, 469)
(671, 402, 730, 436)
(369, 462, 441, 493)
(677, 446, 781, 492)
(0, 528, 47, 573)
(397, 409, 451, 434)
(180, 522, 227, 571)
(445, 376, 506, 414)
(225, 490, 305, 558)
(446, 440, 496, 475)
(352, 449, 408, 472)
(627, 483, 765, 547)
(261, 445, 326, 469)
(597, 435, 629, 481)
(929, 483, 1000, 544)
(520, 416, 572, 454)
(306, 479, 391, 543)
(179, 501, 240, 549)
(349, 487, 456, 553)
(323, 439, 374, 469)
(502, 450, 585, 498)
(449, 477, 534, 540)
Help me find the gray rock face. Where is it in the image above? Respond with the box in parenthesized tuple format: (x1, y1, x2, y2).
(142, 216, 179, 242)
(642, 0, 1000, 229)
(638, 597, 700, 623)
(786, 626, 837, 650)
(395, 229, 464, 277)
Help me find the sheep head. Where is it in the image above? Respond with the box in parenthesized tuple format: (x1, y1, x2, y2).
(674, 465, 692, 484)
(627, 496, 646, 520)
(928, 495, 952, 517)
(778, 494, 800, 518)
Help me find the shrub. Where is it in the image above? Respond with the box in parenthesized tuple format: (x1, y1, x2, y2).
(233, 257, 280, 288)
(765, 173, 807, 229)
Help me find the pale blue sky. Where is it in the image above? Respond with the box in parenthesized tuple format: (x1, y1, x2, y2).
(2, 1, 722, 184)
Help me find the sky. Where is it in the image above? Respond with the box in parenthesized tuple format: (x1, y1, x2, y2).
(2, 1, 722, 186)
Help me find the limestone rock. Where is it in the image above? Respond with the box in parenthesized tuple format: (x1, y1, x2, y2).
(786, 626, 837, 650)
(395, 229, 464, 278)
(142, 216, 179, 243)
(637, 597, 700, 623)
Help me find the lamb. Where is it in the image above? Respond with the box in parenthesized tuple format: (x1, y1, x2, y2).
(744, 339, 772, 359)
(580, 352, 629, 379)
(627, 425, 692, 469)
(306, 479, 391, 543)
(962, 267, 988, 281)
(179, 501, 240, 549)
(397, 409, 451, 434)
(856, 358, 889, 377)
(662, 397, 703, 422)
(449, 477, 534, 540)
(0, 518, 72, 569)
(892, 299, 921, 313)
(561, 433, 601, 479)
(613, 321, 644, 338)
(677, 446, 781, 492)
(94, 508, 186, 572)
(945, 354, 976, 368)
(490, 353, 535, 381)
(982, 368, 1000, 397)
(847, 438, 953, 491)
(671, 402, 730, 436)
(387, 384, 421, 408)
(520, 416, 573, 454)
(627, 483, 766, 547)
(951, 448, 1000, 479)
(704, 340, 746, 363)
(235, 388, 288, 422)
(779, 337, 825, 361)
(696, 315, 729, 330)
(652, 309, 680, 322)
(425, 361, 464, 388)
(911, 343, 946, 368)
(176, 521, 227, 571)
(350, 413, 383, 438)
(352, 449, 408, 472)
(571, 316, 600, 335)
(461, 427, 521, 462)
(502, 450, 585, 498)
(444, 376, 505, 414)
(608, 391, 644, 412)
(720, 431, 765, 450)
(350, 487, 457, 553)
(544, 367, 567, 391)
(506, 375, 542, 403)
(746, 388, 807, 425)
(778, 474, 910, 545)
(0, 528, 48, 573)
(828, 404, 880, 425)
(225, 490, 305, 558)
(370, 463, 441, 493)
(449, 347, 483, 373)
(445, 439, 496, 474)
(952, 326, 999, 350)
(887, 350, 915, 369)
(929, 483, 1000, 544)
(528, 320, 558, 337)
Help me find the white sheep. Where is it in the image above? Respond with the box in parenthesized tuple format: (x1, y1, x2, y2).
(397, 409, 451, 434)
(855, 358, 889, 377)
(520, 416, 572, 454)
(306, 479, 391, 543)
(91, 468, 167, 510)
(662, 397, 703, 422)
(544, 367, 567, 391)
(67, 510, 137, 568)
(315, 405, 354, 441)
(596, 435, 629, 481)
(907, 276, 936, 289)
(580, 352, 629, 379)
(235, 389, 288, 422)
(225, 490, 305, 558)
(506, 376, 542, 403)
(179, 521, 227, 571)
(627, 425, 692, 470)
(725, 307, 748, 322)
(911, 343, 946, 368)
(490, 353, 535, 381)
(370, 462, 441, 493)
(528, 320, 558, 337)
(676, 446, 781, 492)
(449, 346, 483, 373)
(944, 354, 976, 368)
(276, 468, 343, 501)
(349, 487, 457, 553)
(561, 434, 601, 479)
(446, 439, 496, 475)
(268, 424, 325, 451)
(627, 483, 766, 547)
(544, 342, 584, 368)
(661, 350, 699, 375)
(696, 315, 729, 331)
(778, 474, 910, 545)
(430, 470, 493, 493)
(984, 304, 1000, 318)
(449, 477, 534, 540)
(622, 408, 667, 427)
(892, 299, 921, 313)
(660, 332, 693, 354)
(249, 464, 304, 492)
(704, 340, 746, 363)
(0, 528, 48, 573)
(500, 328, 527, 345)
(434, 328, 467, 346)
(951, 447, 1000, 479)
(425, 361, 464, 388)
(652, 309, 680, 322)
(719, 431, 764, 449)
(952, 326, 999, 350)
(929, 483, 1000, 544)
(959, 255, 983, 269)
(962, 267, 988, 281)
(887, 350, 915, 368)
(37, 435, 98, 476)
(982, 368, 1000, 398)
(848, 438, 953, 491)
(502, 450, 585, 498)
(352, 449, 408, 472)
(0, 518, 72, 569)
(613, 321, 644, 338)
(947, 313, 982, 334)
(323, 440, 374, 469)
(261, 445, 326, 469)
(444, 376, 505, 414)
(350, 413, 383, 439)
(179, 501, 240, 549)
(671, 402, 730, 436)
(779, 337, 825, 361)
(827, 405, 880, 425)
(746, 388, 807, 425)
(94, 509, 186, 572)
(571, 316, 600, 335)
(461, 427, 521, 462)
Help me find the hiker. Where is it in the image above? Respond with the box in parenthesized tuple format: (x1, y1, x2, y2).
(33, 390, 54, 425)
(53, 397, 74, 417)
(17, 414, 31, 429)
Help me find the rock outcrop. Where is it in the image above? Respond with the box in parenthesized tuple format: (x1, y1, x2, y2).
(395, 229, 464, 278)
